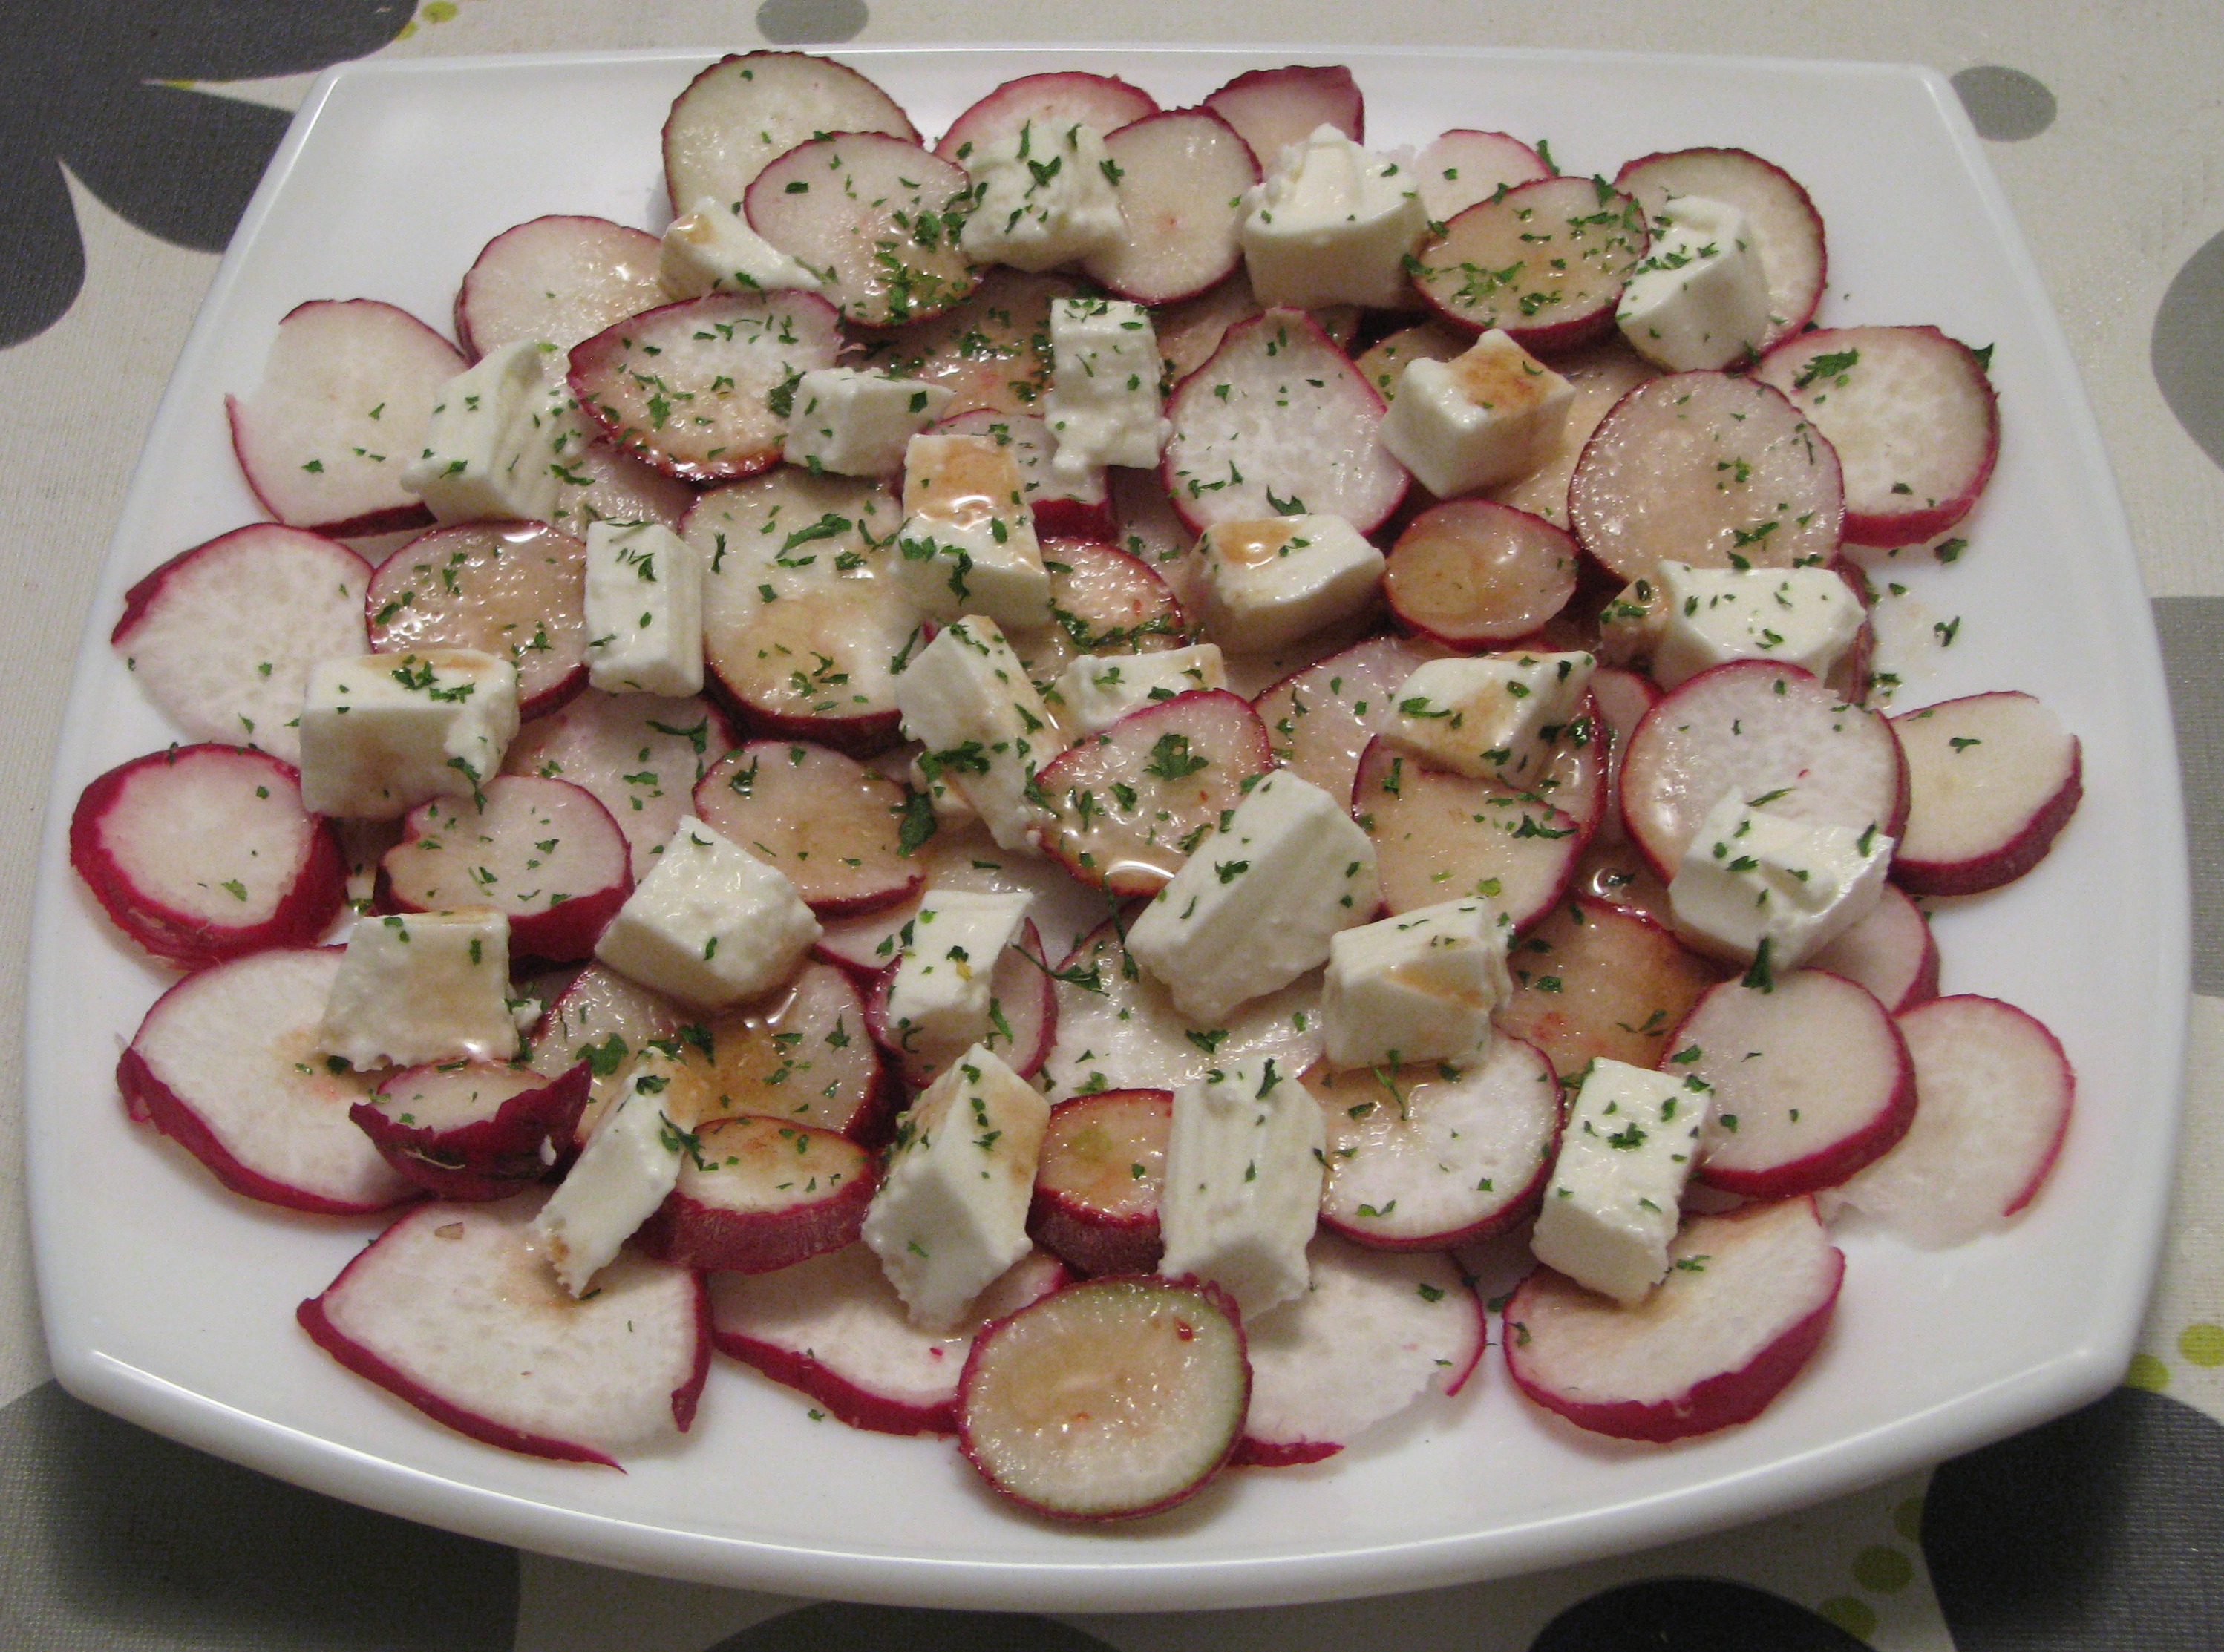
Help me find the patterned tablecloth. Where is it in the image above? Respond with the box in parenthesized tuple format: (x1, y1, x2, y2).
(2, 1, 2219, 1646)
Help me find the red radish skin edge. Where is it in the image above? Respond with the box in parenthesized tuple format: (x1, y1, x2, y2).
(349, 1062, 592, 1202)
(1892, 747, 2083, 898)
(713, 1328, 962, 1437)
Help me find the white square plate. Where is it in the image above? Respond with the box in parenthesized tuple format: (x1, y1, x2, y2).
(27, 44, 2187, 1613)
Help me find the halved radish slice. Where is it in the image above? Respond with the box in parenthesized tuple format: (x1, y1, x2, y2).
(1678, 970, 1916, 1197)
(662, 50, 920, 214)
(377, 776, 631, 960)
(710, 1243, 1067, 1435)
(1505, 1196, 1842, 1441)
(113, 525, 372, 764)
(745, 135, 977, 328)
(636, 1114, 874, 1273)
(1028, 1088, 1171, 1276)
(1407, 177, 1649, 353)
(1315, 1038, 1561, 1247)
(864, 919, 1056, 1088)
(1386, 499, 1579, 649)
(1252, 632, 1447, 802)
(852, 269, 1076, 418)
(1806, 882, 1938, 1013)
(569, 292, 844, 482)
(502, 689, 734, 881)
(1024, 537, 1188, 681)
(1618, 661, 1906, 879)
(227, 298, 462, 537)
(1615, 148, 1827, 350)
(1495, 895, 1727, 1081)
(657, 961, 889, 1141)
(1889, 692, 2080, 895)
(301, 1193, 708, 1464)
(1353, 739, 1583, 928)
(1201, 65, 1363, 167)
(1488, 336, 1655, 526)
(1414, 131, 1552, 223)
(1822, 996, 2073, 1245)
(523, 962, 683, 1140)
(935, 71, 1159, 162)
(545, 439, 699, 536)
(1240, 1237, 1483, 1466)
(72, 745, 345, 968)
(365, 521, 589, 718)
(455, 216, 664, 358)
(1082, 108, 1260, 306)
(807, 820, 1033, 973)
(957, 1274, 1249, 1520)
(118, 947, 414, 1214)
(693, 740, 920, 916)
(932, 411, 1113, 542)
(352, 1060, 590, 1200)
(1569, 371, 1844, 583)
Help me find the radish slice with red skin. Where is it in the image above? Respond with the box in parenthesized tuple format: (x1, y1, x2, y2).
(502, 690, 736, 882)
(1315, 1038, 1562, 1248)
(1618, 660, 1907, 881)
(1822, 996, 2074, 1246)
(1888, 692, 2081, 895)
(658, 961, 891, 1142)
(1676, 970, 1917, 1198)
(112, 524, 372, 765)
(1353, 738, 1586, 927)
(806, 822, 1035, 974)
(957, 1274, 1249, 1521)
(864, 919, 1056, 1087)
(635, 1115, 874, 1273)
(1806, 883, 1939, 1014)
(1201, 64, 1364, 165)
(523, 962, 682, 1141)
(366, 520, 589, 719)
(1488, 337, 1656, 528)
(934, 71, 1160, 163)
(1615, 148, 1828, 350)
(693, 740, 920, 916)
(1022, 537, 1189, 683)
(352, 1061, 590, 1201)
(227, 298, 462, 537)
(744, 136, 978, 329)
(71, 745, 345, 968)
(1162, 308, 1407, 535)
(546, 440, 700, 536)
(300, 1193, 709, 1465)
(455, 216, 664, 358)
(1414, 130, 1551, 223)
(1586, 663, 1658, 847)
(1407, 177, 1649, 354)
(1385, 500, 1580, 650)
(376, 775, 632, 960)
(1082, 108, 1260, 306)
(661, 50, 920, 215)
(853, 269, 1076, 419)
(1252, 631, 1448, 802)
(1496, 895, 1727, 1082)
(119, 947, 415, 1215)
(1505, 1196, 1843, 1442)
(931, 410, 1113, 542)
(1354, 319, 1470, 402)
(1569, 371, 1845, 584)
(1028, 1089, 1171, 1276)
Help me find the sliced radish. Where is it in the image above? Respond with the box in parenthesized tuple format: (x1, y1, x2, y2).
(657, 960, 889, 1141)
(864, 917, 1056, 1087)
(501, 689, 735, 881)
(693, 740, 921, 915)
(1414, 131, 1552, 223)
(1163, 309, 1407, 534)
(1495, 894, 1727, 1081)
(1315, 1038, 1562, 1247)
(1615, 148, 1827, 350)
(1569, 371, 1845, 583)
(935, 71, 1159, 162)
(117, 947, 414, 1215)
(112, 524, 372, 764)
(932, 410, 1113, 542)
(1157, 272, 1269, 384)
(546, 439, 700, 537)
(1806, 882, 1938, 1012)
(365, 521, 589, 718)
(568, 292, 845, 482)
(227, 298, 462, 537)
(1488, 337, 1655, 527)
(71, 745, 345, 968)
(1201, 65, 1364, 167)
(1407, 177, 1649, 353)
(1385, 499, 1580, 649)
(956, 1274, 1249, 1521)
(1505, 1196, 1842, 1441)
(1027, 1088, 1171, 1276)
(636, 1114, 874, 1273)
(1353, 739, 1584, 927)
(1354, 318, 1470, 401)
(300, 1193, 708, 1465)
(1252, 632, 1446, 802)
(455, 216, 664, 358)
(351, 1060, 590, 1201)
(806, 819, 1033, 973)
(1081, 108, 1260, 306)
(1888, 692, 2080, 895)
(1024, 536, 1188, 681)
(1586, 663, 1658, 846)
(744, 135, 977, 328)
(662, 50, 920, 214)
(523, 962, 682, 1139)
(1822, 996, 2073, 1246)
(852, 268, 1076, 419)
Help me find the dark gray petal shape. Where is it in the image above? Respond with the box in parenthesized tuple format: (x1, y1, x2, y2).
(754, 0, 871, 47)
(59, 80, 291, 254)
(709, 1601, 1119, 1652)
(1528, 1576, 1876, 1651)
(2151, 596, 2224, 994)
(2153, 229, 2224, 473)
(1950, 66, 2058, 141)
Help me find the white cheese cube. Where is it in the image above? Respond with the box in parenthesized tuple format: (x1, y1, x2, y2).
(1125, 768, 1379, 1026)
(297, 649, 520, 821)
(893, 617, 1058, 853)
(1616, 195, 1770, 373)
(592, 815, 820, 1007)
(399, 340, 589, 526)
(1531, 1058, 1708, 1304)
(658, 195, 827, 300)
(1042, 298, 1168, 478)
(1195, 515, 1385, 654)
(1319, 897, 1513, 1071)
(532, 1048, 687, 1297)
(1157, 1058, 1325, 1319)
(890, 433, 1051, 631)
(1381, 650, 1595, 786)
(958, 119, 1125, 273)
(583, 519, 704, 697)
(1239, 125, 1428, 310)
(1646, 560, 1865, 691)
(1667, 791, 1894, 968)
(882, 890, 1036, 1058)
(1378, 331, 1574, 499)
(862, 1046, 1050, 1330)
(320, 908, 523, 1069)
(780, 367, 955, 478)
(1050, 644, 1228, 732)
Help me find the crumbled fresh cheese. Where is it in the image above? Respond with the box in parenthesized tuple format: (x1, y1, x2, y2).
(1042, 297, 1168, 479)
(592, 815, 820, 1007)
(1667, 790, 1894, 968)
(583, 518, 704, 697)
(296, 649, 520, 821)
(1125, 768, 1379, 1026)
(1194, 514, 1385, 654)
(862, 1046, 1050, 1330)
(1602, 560, 1865, 691)
(780, 366, 954, 478)
(658, 195, 826, 300)
(1378, 330, 1574, 499)
(1615, 194, 1770, 372)
(1531, 1057, 1707, 1305)
(1381, 650, 1595, 786)
(399, 339, 589, 525)
(1239, 125, 1428, 309)
(1051, 644, 1228, 732)
(892, 617, 1057, 853)
(882, 890, 1036, 1061)
(957, 119, 1125, 273)
(1157, 1058, 1325, 1319)
(889, 433, 1051, 631)
(1319, 897, 1512, 1071)
(532, 1047, 687, 1297)
(319, 908, 524, 1069)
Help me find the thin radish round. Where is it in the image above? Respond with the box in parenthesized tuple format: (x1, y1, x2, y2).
(366, 521, 589, 718)
(807, 822, 1035, 974)
(352, 1060, 590, 1200)
(1027, 1089, 1171, 1277)
(455, 216, 664, 358)
(853, 269, 1076, 419)
(1586, 663, 1658, 846)
(1615, 148, 1827, 350)
(1385, 499, 1580, 649)
(935, 71, 1159, 162)
(865, 919, 1056, 1087)
(1414, 130, 1551, 223)
(501, 689, 735, 881)
(662, 51, 920, 214)
(523, 962, 682, 1140)
(1496, 894, 1727, 1081)
(1407, 177, 1649, 353)
(656, 960, 890, 1141)
(1082, 108, 1260, 306)
(1353, 738, 1585, 927)
(546, 439, 699, 535)
(1805, 882, 1939, 1013)
(636, 1115, 875, 1274)
(693, 740, 921, 916)
(1889, 692, 2080, 895)
(1252, 632, 1447, 802)
(1354, 318, 1470, 401)
(1488, 337, 1655, 527)
(744, 135, 978, 328)
(1201, 64, 1363, 165)
(1022, 537, 1188, 681)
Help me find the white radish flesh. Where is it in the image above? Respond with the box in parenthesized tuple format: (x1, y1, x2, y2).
(865, 920, 1057, 1087)
(1200, 64, 1364, 166)
(1021, 537, 1188, 683)
(1414, 131, 1551, 223)
(657, 961, 890, 1141)
(853, 269, 1076, 419)
(523, 963, 682, 1139)
(1407, 177, 1649, 354)
(455, 216, 664, 358)
(502, 689, 734, 881)
(1353, 739, 1585, 927)
(1805, 882, 1939, 1013)
(637, 1115, 874, 1273)
(1495, 894, 1727, 1081)
(662, 51, 920, 214)
(1615, 148, 1828, 350)
(1385, 499, 1580, 649)
(1252, 632, 1446, 802)
(693, 740, 920, 916)
(1890, 692, 2081, 895)
(744, 136, 978, 328)
(1353, 318, 1469, 401)
(1027, 1088, 1171, 1276)
(1082, 109, 1260, 306)
(353, 1061, 589, 1201)
(935, 71, 1158, 163)
(1488, 337, 1655, 527)
(366, 521, 589, 718)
